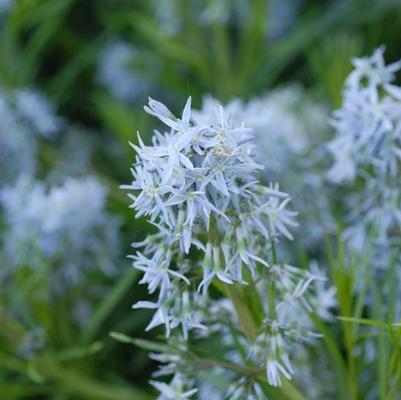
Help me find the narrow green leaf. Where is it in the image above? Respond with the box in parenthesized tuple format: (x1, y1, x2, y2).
(80, 268, 140, 345)
(337, 316, 390, 331)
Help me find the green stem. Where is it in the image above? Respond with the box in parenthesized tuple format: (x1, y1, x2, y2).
(211, 219, 305, 399)
(267, 282, 277, 321)
(271, 238, 278, 265)
(280, 381, 308, 400)
(267, 237, 278, 320)
(225, 284, 258, 341)
(225, 284, 306, 400)
(332, 244, 359, 400)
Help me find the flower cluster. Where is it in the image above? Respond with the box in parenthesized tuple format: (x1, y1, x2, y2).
(249, 319, 320, 387)
(150, 374, 198, 400)
(124, 97, 321, 393)
(14, 89, 61, 138)
(193, 85, 334, 252)
(327, 47, 401, 256)
(0, 87, 61, 186)
(1, 176, 120, 289)
(125, 96, 292, 322)
(97, 40, 152, 103)
(327, 47, 401, 324)
(0, 0, 13, 16)
(328, 46, 401, 185)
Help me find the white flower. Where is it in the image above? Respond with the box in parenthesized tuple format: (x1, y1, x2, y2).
(145, 97, 190, 130)
(250, 319, 319, 387)
(249, 320, 294, 386)
(131, 248, 189, 300)
(150, 374, 198, 400)
(259, 190, 298, 240)
(266, 356, 293, 387)
(270, 264, 322, 301)
(225, 377, 264, 399)
(133, 289, 205, 339)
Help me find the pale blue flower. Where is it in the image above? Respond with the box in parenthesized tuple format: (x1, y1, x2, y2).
(17, 327, 46, 360)
(14, 89, 62, 138)
(124, 97, 319, 389)
(0, 95, 37, 185)
(131, 249, 189, 301)
(328, 47, 401, 323)
(250, 319, 319, 387)
(328, 47, 401, 254)
(0, 87, 60, 185)
(193, 85, 334, 252)
(0, 0, 13, 15)
(1, 176, 121, 290)
(97, 40, 152, 102)
(328, 47, 401, 184)
(225, 377, 264, 399)
(150, 374, 198, 400)
(347, 46, 401, 90)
